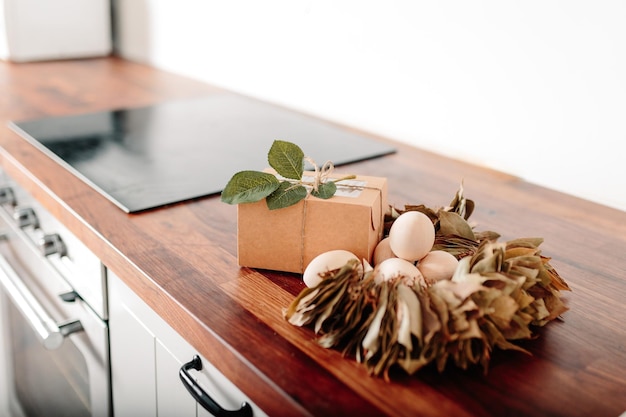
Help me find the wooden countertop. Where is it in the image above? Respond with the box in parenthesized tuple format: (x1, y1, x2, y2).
(1, 57, 625, 417)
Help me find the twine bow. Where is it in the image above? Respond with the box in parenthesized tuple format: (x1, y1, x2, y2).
(305, 156, 335, 193)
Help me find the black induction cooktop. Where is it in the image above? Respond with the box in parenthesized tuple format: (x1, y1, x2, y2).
(9, 92, 395, 213)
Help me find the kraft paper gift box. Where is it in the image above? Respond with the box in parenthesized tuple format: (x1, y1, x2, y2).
(237, 173, 388, 274)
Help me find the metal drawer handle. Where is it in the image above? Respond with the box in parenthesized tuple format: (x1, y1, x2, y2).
(180, 355, 253, 417)
(0, 252, 83, 350)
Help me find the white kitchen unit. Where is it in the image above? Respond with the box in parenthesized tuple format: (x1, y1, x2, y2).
(0, 0, 111, 62)
(108, 269, 266, 417)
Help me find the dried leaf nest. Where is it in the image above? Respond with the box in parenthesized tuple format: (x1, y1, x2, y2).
(284, 185, 570, 380)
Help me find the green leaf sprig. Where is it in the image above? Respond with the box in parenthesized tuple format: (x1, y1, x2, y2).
(221, 140, 356, 210)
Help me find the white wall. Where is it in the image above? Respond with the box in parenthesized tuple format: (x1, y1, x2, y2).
(114, 1, 626, 211)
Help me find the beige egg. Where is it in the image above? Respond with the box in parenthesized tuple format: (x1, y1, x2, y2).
(417, 250, 459, 282)
(373, 237, 396, 265)
(374, 257, 425, 287)
(388, 211, 435, 262)
(303, 250, 360, 288)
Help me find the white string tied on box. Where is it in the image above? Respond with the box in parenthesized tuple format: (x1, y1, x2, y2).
(305, 156, 335, 194)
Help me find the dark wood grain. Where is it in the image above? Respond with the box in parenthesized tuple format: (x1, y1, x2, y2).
(1, 57, 625, 417)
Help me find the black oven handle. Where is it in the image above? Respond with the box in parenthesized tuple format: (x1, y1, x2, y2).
(0, 249, 84, 350)
(179, 355, 253, 417)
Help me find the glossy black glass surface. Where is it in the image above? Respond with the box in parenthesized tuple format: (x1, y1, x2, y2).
(10, 93, 395, 213)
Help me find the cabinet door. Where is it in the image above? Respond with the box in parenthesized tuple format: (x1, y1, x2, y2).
(155, 326, 263, 417)
(108, 279, 157, 417)
(156, 339, 197, 417)
(108, 269, 266, 417)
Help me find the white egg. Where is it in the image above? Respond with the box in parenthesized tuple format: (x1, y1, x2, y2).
(373, 237, 396, 265)
(388, 211, 435, 262)
(417, 250, 459, 282)
(374, 257, 425, 287)
(303, 250, 360, 288)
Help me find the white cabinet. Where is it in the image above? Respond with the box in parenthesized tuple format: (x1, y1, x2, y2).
(108, 269, 264, 417)
(155, 340, 197, 417)
(108, 288, 157, 417)
(0, 0, 111, 62)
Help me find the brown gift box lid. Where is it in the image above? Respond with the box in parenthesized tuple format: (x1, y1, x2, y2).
(237, 173, 388, 274)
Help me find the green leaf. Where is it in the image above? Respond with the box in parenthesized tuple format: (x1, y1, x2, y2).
(268, 140, 304, 180)
(311, 181, 337, 199)
(266, 181, 307, 210)
(220, 171, 280, 204)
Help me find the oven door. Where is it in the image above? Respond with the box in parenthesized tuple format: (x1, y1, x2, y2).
(0, 216, 110, 417)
